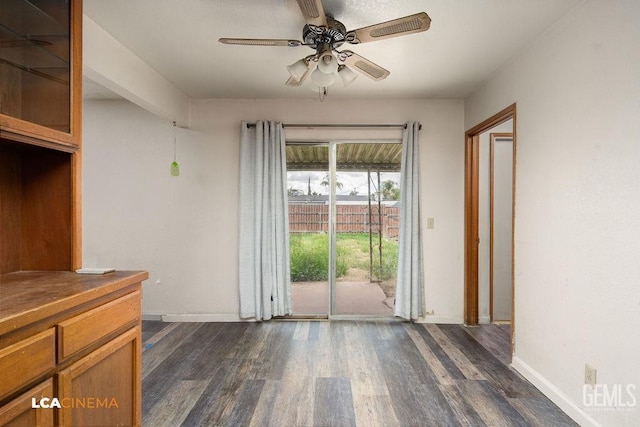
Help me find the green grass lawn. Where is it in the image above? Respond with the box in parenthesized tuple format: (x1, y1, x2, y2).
(289, 232, 398, 282)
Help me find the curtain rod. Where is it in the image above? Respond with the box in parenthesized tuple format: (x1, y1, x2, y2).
(246, 122, 422, 130)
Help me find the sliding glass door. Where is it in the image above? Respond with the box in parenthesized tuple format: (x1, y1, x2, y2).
(330, 142, 401, 317)
(286, 141, 401, 318)
(287, 144, 330, 316)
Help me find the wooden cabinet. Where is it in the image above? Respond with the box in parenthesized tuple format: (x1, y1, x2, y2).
(0, 0, 82, 148)
(0, 0, 82, 274)
(0, 272, 147, 427)
(0, 2, 146, 425)
(0, 379, 55, 427)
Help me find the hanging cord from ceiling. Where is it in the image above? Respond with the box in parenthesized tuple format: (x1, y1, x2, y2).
(170, 121, 180, 176)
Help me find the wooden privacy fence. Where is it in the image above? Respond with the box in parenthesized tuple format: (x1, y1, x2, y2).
(288, 204, 400, 239)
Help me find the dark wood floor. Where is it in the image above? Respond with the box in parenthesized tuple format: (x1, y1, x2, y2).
(141, 321, 576, 427)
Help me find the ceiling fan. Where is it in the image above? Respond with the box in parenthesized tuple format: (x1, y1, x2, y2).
(219, 0, 431, 92)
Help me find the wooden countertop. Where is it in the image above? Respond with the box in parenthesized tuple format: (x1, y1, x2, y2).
(0, 270, 148, 336)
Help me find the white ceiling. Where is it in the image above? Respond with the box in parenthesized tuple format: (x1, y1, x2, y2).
(83, 0, 581, 100)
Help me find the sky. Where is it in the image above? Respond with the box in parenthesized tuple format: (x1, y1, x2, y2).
(287, 171, 400, 196)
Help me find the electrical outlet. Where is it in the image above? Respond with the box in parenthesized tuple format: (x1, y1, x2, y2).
(585, 364, 597, 386)
(427, 217, 435, 229)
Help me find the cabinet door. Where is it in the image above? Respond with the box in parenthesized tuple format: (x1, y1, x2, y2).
(57, 326, 141, 427)
(0, 379, 54, 427)
(0, 0, 82, 147)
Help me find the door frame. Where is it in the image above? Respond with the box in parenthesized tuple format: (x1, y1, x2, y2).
(329, 141, 337, 315)
(464, 104, 517, 352)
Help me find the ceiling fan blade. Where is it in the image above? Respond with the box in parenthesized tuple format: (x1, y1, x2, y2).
(295, 0, 327, 27)
(346, 12, 431, 44)
(339, 51, 390, 81)
(218, 38, 302, 47)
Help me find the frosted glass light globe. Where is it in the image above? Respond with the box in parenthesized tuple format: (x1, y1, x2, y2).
(317, 53, 339, 74)
(311, 68, 335, 87)
(287, 59, 308, 80)
(338, 65, 358, 87)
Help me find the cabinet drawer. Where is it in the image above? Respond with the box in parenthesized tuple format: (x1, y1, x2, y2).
(57, 291, 140, 360)
(0, 378, 54, 427)
(0, 329, 55, 401)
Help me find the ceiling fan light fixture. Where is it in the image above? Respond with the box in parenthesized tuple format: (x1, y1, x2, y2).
(287, 58, 309, 80)
(317, 52, 339, 74)
(311, 67, 335, 87)
(286, 60, 315, 86)
(338, 64, 358, 87)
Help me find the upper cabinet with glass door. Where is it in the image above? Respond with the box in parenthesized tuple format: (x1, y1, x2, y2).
(0, 0, 81, 148)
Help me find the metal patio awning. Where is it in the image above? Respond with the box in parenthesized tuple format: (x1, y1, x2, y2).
(286, 143, 402, 171)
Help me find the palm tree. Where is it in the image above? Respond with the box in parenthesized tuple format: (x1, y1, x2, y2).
(320, 173, 343, 193)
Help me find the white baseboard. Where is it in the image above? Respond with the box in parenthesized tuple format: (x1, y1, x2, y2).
(151, 313, 465, 324)
(160, 313, 252, 322)
(479, 315, 491, 324)
(416, 315, 463, 324)
(141, 313, 163, 321)
(511, 356, 601, 427)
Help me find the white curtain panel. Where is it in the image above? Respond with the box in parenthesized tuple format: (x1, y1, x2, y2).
(238, 121, 292, 320)
(394, 121, 426, 320)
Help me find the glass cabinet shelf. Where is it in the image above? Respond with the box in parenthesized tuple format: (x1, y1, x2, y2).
(1, 0, 69, 36)
(0, 0, 73, 135)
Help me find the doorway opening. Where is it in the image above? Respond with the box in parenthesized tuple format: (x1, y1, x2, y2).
(286, 141, 401, 317)
(464, 104, 516, 356)
(489, 133, 513, 322)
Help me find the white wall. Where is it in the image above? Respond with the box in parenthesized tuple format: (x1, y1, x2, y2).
(466, 1, 640, 425)
(82, 100, 220, 316)
(83, 98, 465, 322)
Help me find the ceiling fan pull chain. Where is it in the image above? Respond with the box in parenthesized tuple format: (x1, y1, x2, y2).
(318, 86, 327, 102)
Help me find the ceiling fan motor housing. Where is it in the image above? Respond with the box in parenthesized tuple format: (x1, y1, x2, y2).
(303, 16, 347, 50)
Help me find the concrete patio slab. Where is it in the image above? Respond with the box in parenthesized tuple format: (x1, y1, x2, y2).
(291, 281, 393, 316)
